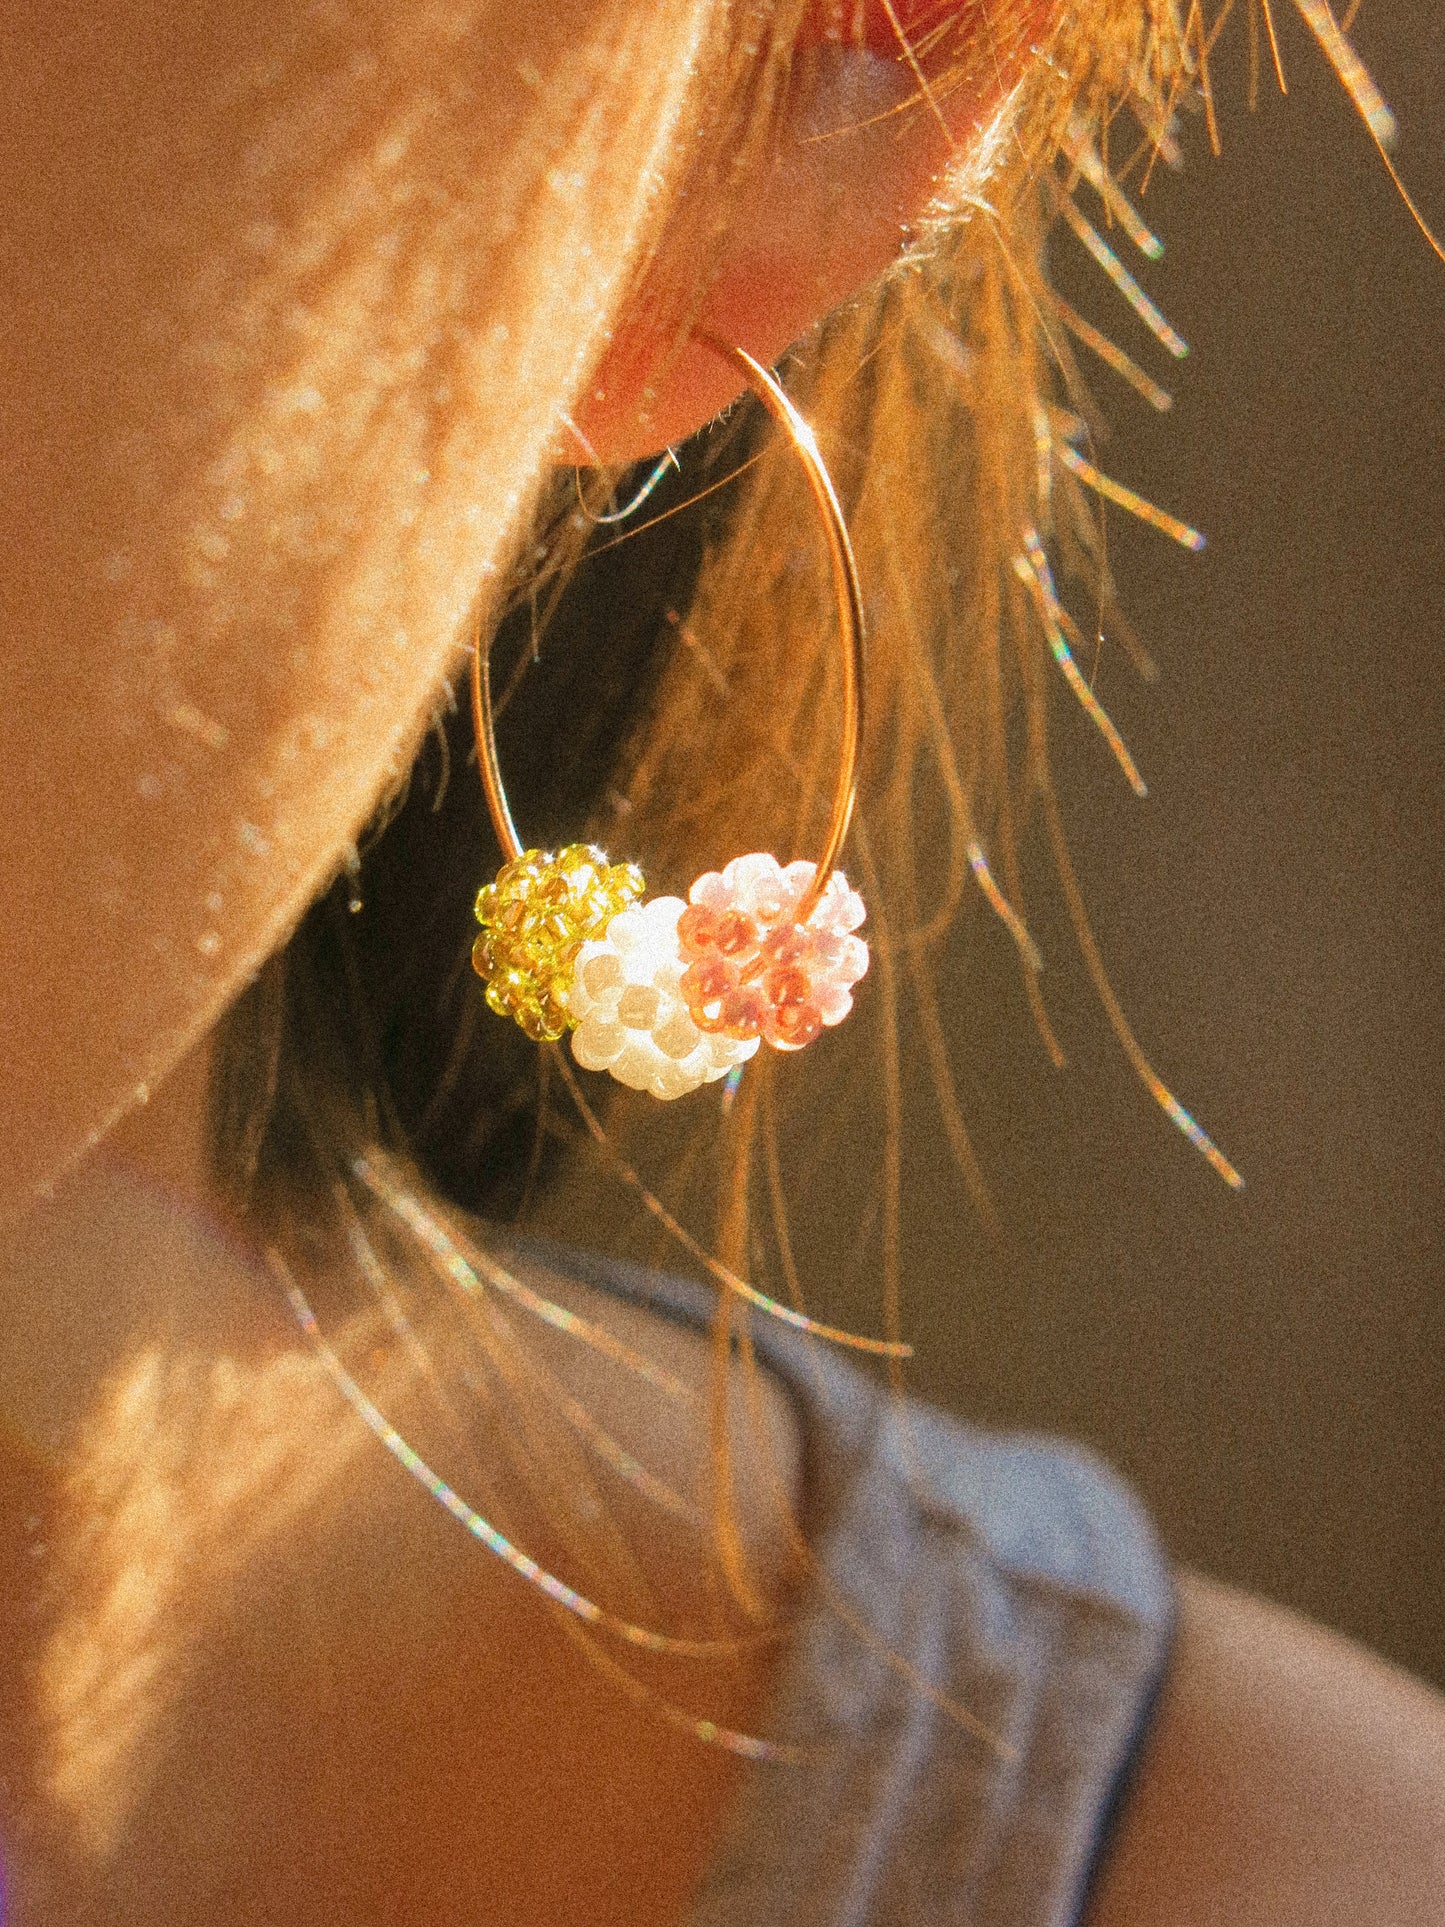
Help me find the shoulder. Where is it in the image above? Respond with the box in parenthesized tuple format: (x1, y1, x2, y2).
(1085, 1571, 1445, 1927)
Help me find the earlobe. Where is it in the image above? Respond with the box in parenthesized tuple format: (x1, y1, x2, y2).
(574, 6, 1054, 461)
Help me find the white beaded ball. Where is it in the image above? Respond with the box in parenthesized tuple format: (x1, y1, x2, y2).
(567, 896, 759, 1099)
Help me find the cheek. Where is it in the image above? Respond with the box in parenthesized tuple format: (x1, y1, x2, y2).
(0, 0, 712, 1209)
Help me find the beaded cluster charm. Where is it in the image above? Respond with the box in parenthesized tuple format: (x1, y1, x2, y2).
(677, 854, 869, 1051)
(568, 896, 758, 1099)
(472, 844, 645, 1042)
(473, 843, 868, 1099)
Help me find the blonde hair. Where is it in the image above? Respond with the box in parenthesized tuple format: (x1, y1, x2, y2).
(38, 0, 1405, 1856)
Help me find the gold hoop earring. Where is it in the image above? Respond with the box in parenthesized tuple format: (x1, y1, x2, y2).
(470, 343, 868, 1101)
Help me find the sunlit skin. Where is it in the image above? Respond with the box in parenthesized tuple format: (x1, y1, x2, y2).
(2, 3, 1444, 1921)
(0, 9, 1052, 1907)
(0, 0, 1048, 1218)
(577, 1, 1055, 458)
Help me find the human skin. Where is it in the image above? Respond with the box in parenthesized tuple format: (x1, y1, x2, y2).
(0, 0, 1044, 1219)
(4, 1110, 1442, 1924)
(0, 1131, 810, 1924)
(574, 0, 1054, 458)
(1087, 1575, 1445, 1927)
(4, 8, 1445, 1916)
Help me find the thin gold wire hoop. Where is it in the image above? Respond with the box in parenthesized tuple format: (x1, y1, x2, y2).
(471, 341, 866, 922)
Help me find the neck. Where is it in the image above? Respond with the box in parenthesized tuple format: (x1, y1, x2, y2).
(0, 1040, 276, 1464)
(0, 1039, 800, 1926)
(105, 1035, 217, 1204)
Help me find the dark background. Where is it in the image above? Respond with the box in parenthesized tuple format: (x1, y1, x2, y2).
(835, 5, 1445, 1689)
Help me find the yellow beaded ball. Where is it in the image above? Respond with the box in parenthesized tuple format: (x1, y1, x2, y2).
(472, 844, 646, 1043)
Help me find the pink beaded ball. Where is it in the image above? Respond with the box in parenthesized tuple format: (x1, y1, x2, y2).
(676, 853, 868, 1052)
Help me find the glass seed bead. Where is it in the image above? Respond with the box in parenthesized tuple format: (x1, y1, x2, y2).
(567, 895, 757, 1098)
(760, 923, 806, 965)
(681, 957, 736, 1030)
(719, 986, 767, 1038)
(473, 843, 646, 1042)
(616, 983, 660, 1029)
(678, 852, 868, 1054)
(676, 903, 716, 952)
(582, 951, 624, 998)
(772, 1002, 823, 1049)
(654, 1009, 701, 1060)
(763, 964, 809, 1008)
(714, 909, 757, 956)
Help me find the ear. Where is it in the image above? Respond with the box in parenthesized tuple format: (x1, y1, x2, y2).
(575, 4, 1053, 461)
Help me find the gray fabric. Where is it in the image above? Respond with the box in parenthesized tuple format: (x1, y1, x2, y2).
(510, 1241, 1174, 1927)
(688, 1390, 1172, 1927)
